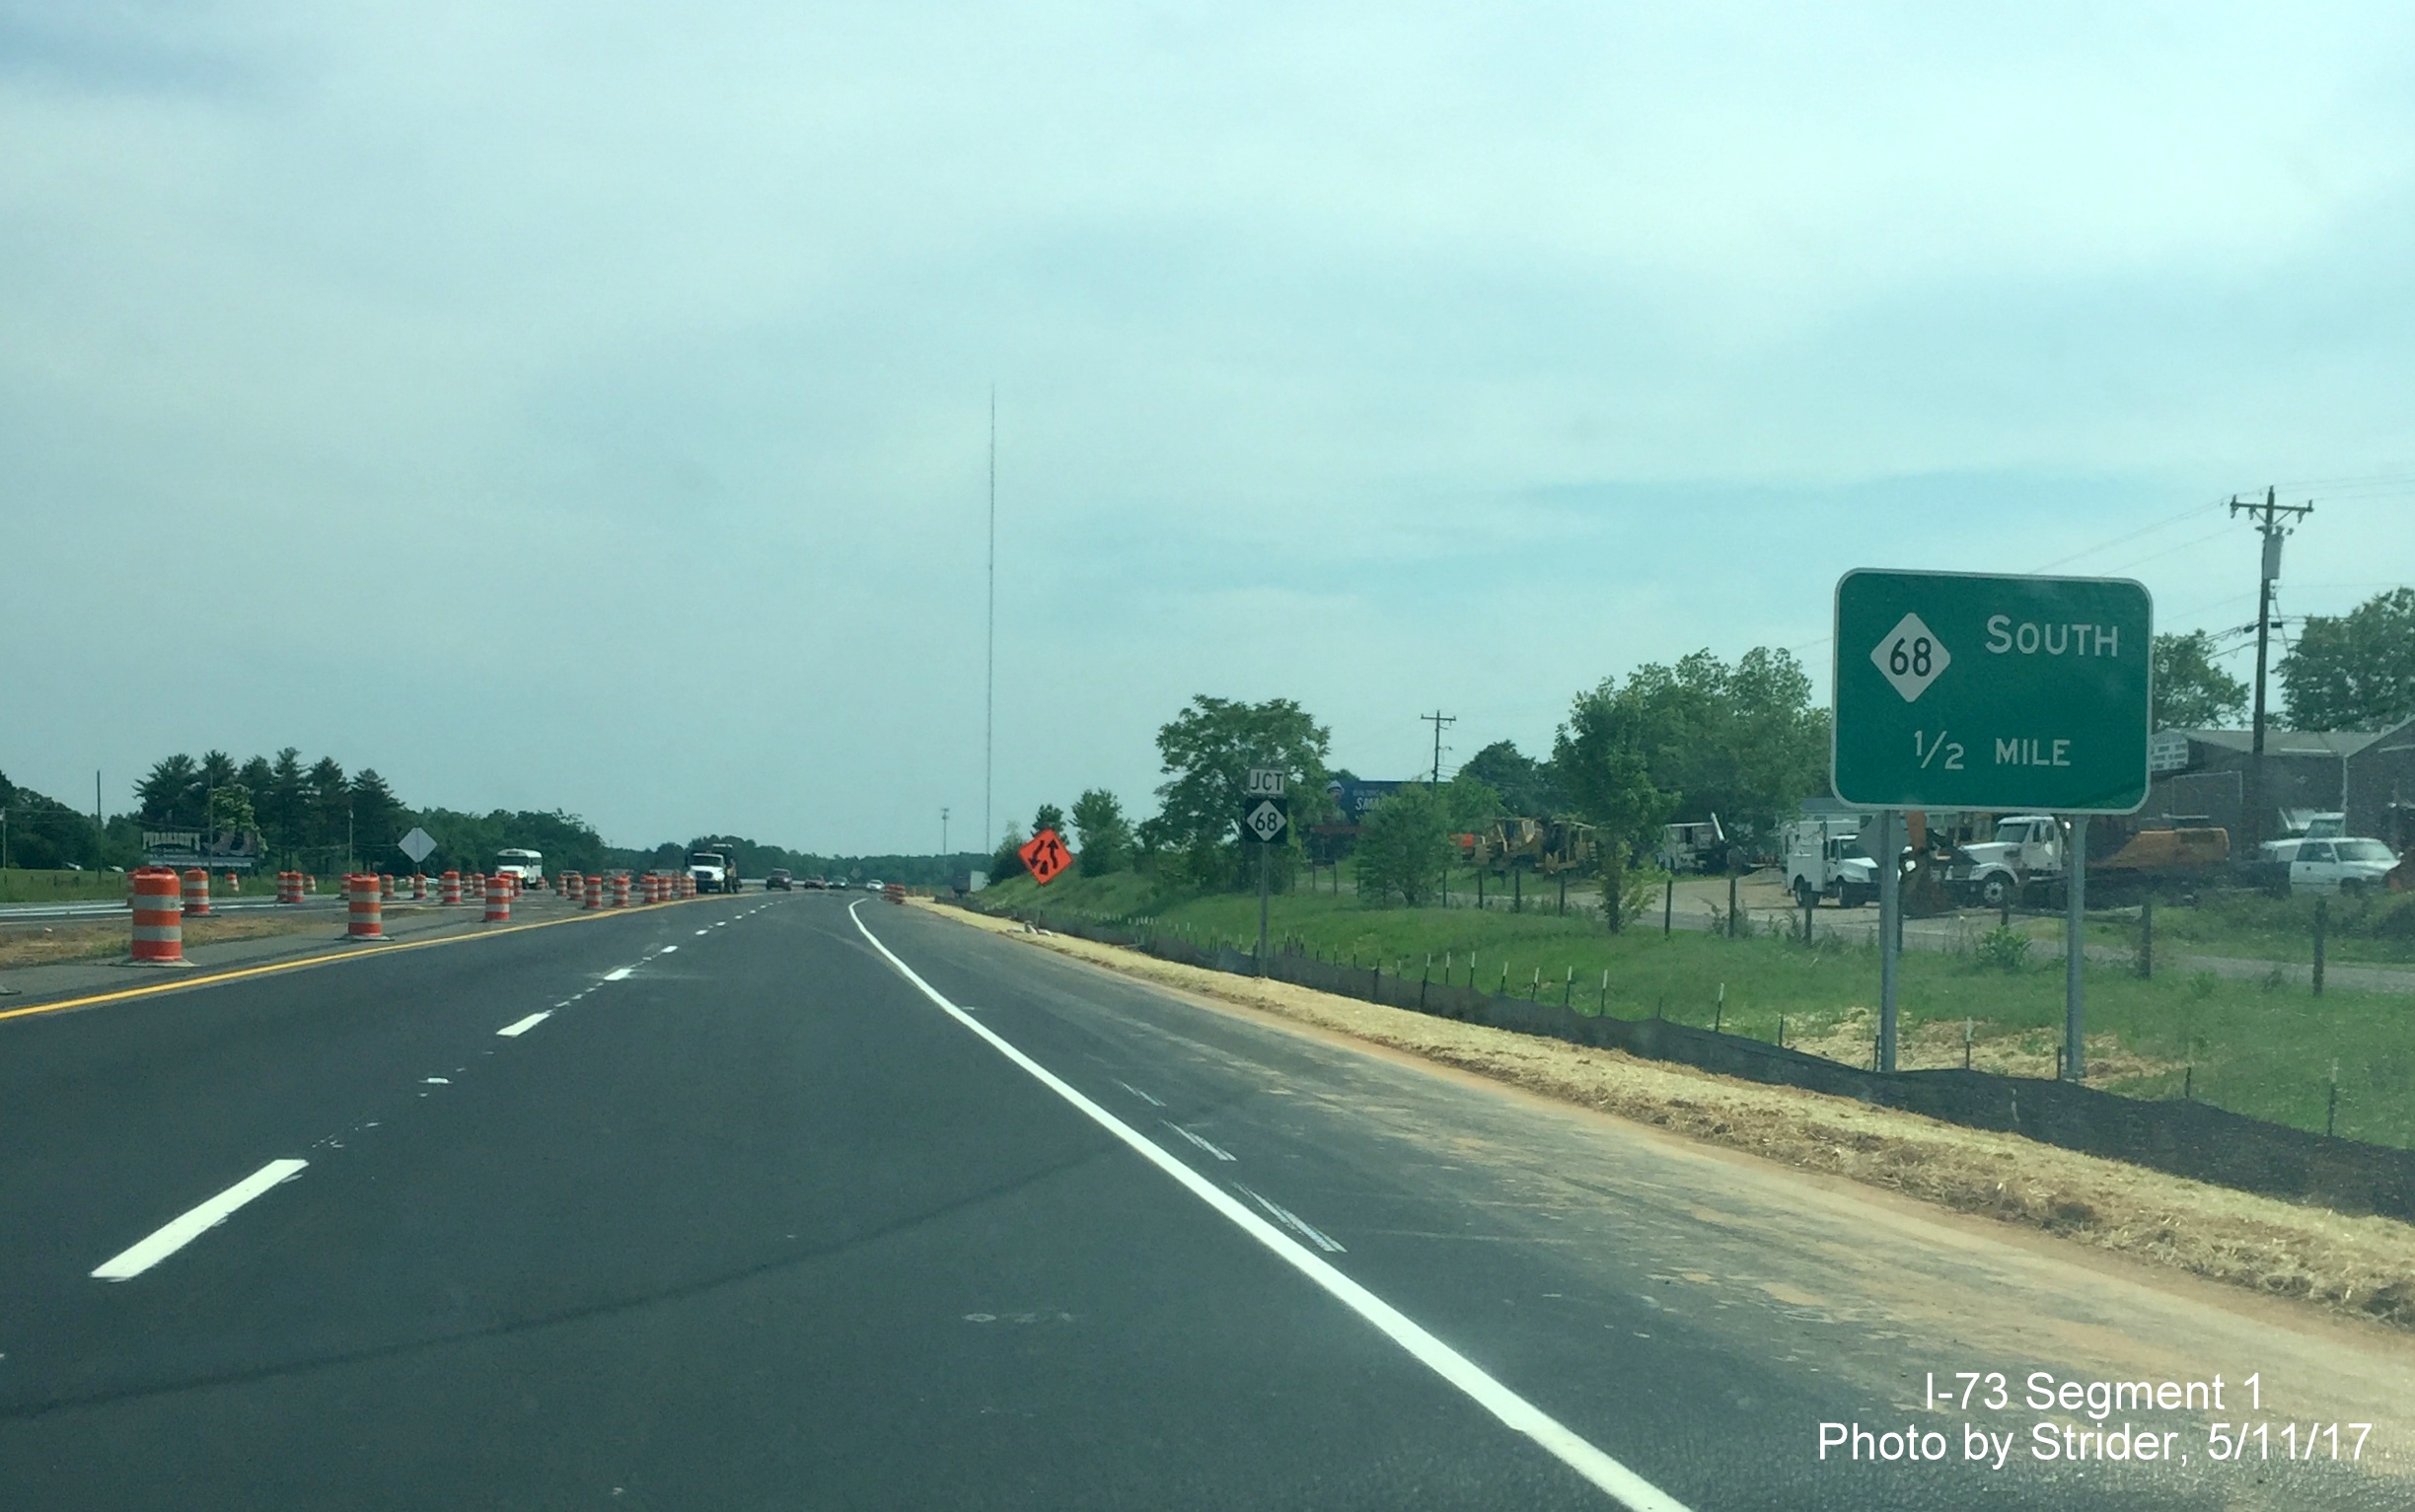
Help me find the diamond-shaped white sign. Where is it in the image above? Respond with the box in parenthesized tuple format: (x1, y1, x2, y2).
(1869, 612, 1950, 702)
(398, 827, 437, 864)
(1244, 800, 1288, 842)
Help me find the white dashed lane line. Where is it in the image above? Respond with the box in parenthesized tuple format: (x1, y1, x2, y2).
(91, 1159, 309, 1281)
(1116, 1080, 1165, 1108)
(603, 968, 633, 981)
(1235, 1184, 1347, 1254)
(497, 1011, 550, 1038)
(1163, 1121, 1236, 1162)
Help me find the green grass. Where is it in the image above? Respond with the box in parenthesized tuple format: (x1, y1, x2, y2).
(983, 866, 2415, 1150)
(0, 868, 129, 903)
(2083, 889, 2415, 970)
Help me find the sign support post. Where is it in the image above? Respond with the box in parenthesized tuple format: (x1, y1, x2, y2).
(1244, 768, 1288, 977)
(1833, 570, 2150, 1089)
(1257, 840, 1271, 976)
(2065, 816, 2088, 1082)
(1876, 808, 1900, 1072)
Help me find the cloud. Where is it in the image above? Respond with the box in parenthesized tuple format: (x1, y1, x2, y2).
(5, 4, 2414, 848)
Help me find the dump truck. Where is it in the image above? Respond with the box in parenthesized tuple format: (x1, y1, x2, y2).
(1948, 815, 2232, 908)
(686, 844, 740, 895)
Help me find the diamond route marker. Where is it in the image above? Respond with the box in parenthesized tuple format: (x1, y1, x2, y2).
(1868, 611, 1951, 702)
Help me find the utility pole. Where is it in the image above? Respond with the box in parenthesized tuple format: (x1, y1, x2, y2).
(2229, 487, 2313, 850)
(1420, 710, 1456, 788)
(985, 387, 996, 857)
(941, 807, 950, 858)
(95, 770, 104, 873)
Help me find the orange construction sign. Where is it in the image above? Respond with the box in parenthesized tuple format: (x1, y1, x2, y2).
(1018, 828, 1071, 886)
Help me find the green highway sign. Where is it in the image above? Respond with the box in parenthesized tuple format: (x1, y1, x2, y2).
(1832, 570, 2153, 813)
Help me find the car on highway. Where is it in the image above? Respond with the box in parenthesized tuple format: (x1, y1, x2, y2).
(801, 875, 827, 890)
(863, 878, 883, 893)
(766, 869, 792, 891)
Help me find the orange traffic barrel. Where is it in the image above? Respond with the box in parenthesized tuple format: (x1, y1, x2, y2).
(440, 869, 462, 905)
(181, 867, 212, 917)
(584, 874, 603, 909)
(484, 873, 511, 922)
(379, 873, 395, 899)
(411, 873, 428, 900)
(610, 874, 630, 907)
(131, 868, 185, 964)
(274, 870, 299, 904)
(345, 874, 384, 939)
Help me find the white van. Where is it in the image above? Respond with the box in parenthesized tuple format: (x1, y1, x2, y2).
(495, 848, 545, 886)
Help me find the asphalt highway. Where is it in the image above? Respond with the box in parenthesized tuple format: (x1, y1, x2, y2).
(0, 893, 2398, 1509)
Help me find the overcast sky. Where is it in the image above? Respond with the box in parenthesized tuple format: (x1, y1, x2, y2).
(7, 3, 2415, 855)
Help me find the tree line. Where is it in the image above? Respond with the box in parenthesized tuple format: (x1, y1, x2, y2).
(1004, 601, 2412, 926)
(3, 746, 950, 883)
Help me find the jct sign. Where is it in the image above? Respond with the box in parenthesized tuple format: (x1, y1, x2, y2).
(1833, 570, 2153, 813)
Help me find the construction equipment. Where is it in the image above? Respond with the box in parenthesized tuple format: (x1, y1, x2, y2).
(1463, 818, 1596, 877)
(1949, 816, 2232, 908)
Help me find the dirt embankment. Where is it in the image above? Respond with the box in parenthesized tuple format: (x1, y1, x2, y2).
(916, 899, 2415, 1333)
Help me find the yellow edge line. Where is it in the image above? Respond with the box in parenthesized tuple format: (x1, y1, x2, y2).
(0, 897, 711, 1025)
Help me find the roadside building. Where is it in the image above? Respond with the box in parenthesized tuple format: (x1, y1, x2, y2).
(2146, 721, 2415, 848)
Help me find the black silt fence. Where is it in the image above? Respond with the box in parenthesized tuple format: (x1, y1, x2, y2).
(987, 905, 2415, 1223)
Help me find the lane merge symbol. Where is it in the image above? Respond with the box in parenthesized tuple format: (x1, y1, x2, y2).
(1018, 828, 1071, 886)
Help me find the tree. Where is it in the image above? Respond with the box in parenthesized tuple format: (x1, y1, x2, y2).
(207, 784, 257, 834)
(350, 769, 405, 864)
(1150, 695, 1333, 891)
(2152, 630, 2249, 729)
(1549, 647, 1824, 857)
(1442, 770, 1501, 834)
(137, 754, 202, 827)
(265, 749, 308, 859)
(2282, 588, 2415, 731)
(1457, 741, 1562, 818)
(1554, 677, 1679, 931)
(305, 757, 348, 856)
(1354, 786, 1451, 906)
(1069, 789, 1134, 875)
(992, 825, 1028, 881)
(1031, 802, 1066, 839)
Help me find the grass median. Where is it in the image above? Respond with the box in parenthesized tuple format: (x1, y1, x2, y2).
(983, 868, 2415, 1150)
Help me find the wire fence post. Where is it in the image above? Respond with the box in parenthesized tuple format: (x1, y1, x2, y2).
(2312, 897, 2327, 996)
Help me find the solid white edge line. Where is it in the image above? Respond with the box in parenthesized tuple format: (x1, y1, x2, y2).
(497, 1010, 552, 1038)
(92, 1159, 309, 1281)
(846, 901, 1689, 1512)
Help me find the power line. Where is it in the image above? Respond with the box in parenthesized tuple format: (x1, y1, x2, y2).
(2229, 486, 2314, 850)
(2027, 498, 2225, 573)
(1420, 711, 1456, 788)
